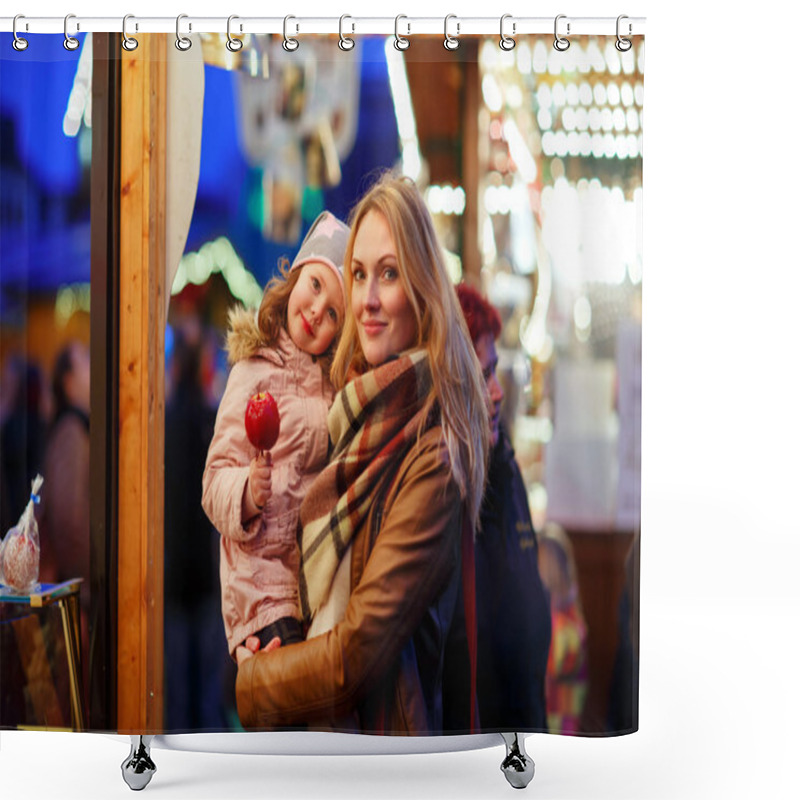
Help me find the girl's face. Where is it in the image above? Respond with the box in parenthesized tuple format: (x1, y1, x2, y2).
(286, 262, 344, 356)
(350, 210, 418, 367)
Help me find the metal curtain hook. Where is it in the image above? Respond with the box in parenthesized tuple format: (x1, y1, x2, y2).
(176, 14, 192, 51)
(12, 14, 29, 51)
(553, 14, 570, 51)
(499, 14, 515, 51)
(122, 14, 138, 51)
(394, 15, 410, 50)
(283, 15, 299, 51)
(444, 14, 460, 51)
(64, 14, 80, 51)
(339, 14, 355, 51)
(226, 15, 243, 52)
(615, 14, 632, 52)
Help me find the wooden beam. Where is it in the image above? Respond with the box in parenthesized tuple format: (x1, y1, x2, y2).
(89, 32, 121, 732)
(117, 33, 167, 734)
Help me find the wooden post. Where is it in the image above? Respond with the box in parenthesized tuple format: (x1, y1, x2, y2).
(117, 33, 167, 733)
(461, 46, 481, 285)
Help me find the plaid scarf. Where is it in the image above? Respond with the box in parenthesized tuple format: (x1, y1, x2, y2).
(298, 350, 432, 623)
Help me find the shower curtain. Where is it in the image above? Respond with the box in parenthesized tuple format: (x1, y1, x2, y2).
(0, 21, 642, 742)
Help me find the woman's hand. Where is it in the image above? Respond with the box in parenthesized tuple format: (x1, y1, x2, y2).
(235, 635, 282, 666)
(248, 451, 272, 509)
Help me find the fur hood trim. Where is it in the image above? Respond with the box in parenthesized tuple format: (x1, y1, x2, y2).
(226, 306, 267, 366)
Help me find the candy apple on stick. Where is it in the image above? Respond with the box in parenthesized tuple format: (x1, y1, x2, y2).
(245, 391, 280, 512)
(245, 391, 281, 454)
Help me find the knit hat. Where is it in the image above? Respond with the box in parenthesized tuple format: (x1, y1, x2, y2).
(290, 211, 349, 295)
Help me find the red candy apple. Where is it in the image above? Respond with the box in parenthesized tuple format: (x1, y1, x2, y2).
(245, 391, 280, 452)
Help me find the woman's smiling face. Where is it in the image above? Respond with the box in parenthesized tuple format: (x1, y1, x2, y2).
(350, 210, 418, 367)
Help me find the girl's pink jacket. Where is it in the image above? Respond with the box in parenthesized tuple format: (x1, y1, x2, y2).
(202, 309, 333, 656)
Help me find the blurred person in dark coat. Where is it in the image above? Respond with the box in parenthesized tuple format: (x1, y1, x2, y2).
(456, 284, 551, 732)
(164, 326, 228, 731)
(1, 356, 46, 536)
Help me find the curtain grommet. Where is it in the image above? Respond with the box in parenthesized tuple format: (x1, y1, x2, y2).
(175, 13, 192, 51)
(394, 15, 410, 51)
(121, 14, 138, 51)
(283, 15, 299, 52)
(615, 15, 633, 52)
(553, 14, 571, 51)
(444, 14, 460, 51)
(12, 14, 29, 51)
(226, 15, 243, 52)
(64, 14, 80, 51)
(499, 14, 516, 51)
(339, 14, 355, 51)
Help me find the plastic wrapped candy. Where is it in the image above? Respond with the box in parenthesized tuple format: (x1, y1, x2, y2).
(2, 474, 43, 593)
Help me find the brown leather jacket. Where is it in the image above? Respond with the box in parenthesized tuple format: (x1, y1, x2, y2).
(235, 426, 470, 734)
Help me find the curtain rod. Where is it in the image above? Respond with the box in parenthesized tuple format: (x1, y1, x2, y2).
(0, 16, 646, 37)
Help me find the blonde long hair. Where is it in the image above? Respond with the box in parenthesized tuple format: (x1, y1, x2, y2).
(331, 174, 489, 525)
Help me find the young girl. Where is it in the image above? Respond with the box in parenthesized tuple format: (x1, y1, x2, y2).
(202, 211, 349, 662)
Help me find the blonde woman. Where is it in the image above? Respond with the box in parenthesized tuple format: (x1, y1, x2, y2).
(235, 174, 489, 734)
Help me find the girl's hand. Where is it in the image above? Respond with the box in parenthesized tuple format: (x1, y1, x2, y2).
(235, 635, 282, 666)
(248, 451, 272, 509)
